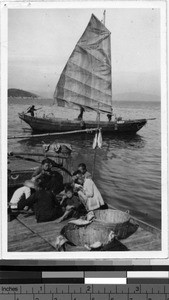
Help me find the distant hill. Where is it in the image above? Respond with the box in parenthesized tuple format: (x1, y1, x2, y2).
(8, 88, 38, 98)
(113, 92, 160, 102)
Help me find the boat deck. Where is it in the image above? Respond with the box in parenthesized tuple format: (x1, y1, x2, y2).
(8, 213, 161, 252)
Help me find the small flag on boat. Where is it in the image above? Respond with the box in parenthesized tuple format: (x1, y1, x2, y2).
(92, 129, 103, 149)
(92, 132, 98, 149)
(97, 129, 102, 148)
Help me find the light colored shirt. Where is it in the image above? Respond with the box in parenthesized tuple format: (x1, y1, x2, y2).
(84, 171, 92, 179)
(10, 186, 31, 208)
(82, 178, 104, 211)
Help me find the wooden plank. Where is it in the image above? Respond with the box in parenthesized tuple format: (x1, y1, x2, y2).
(17, 215, 65, 234)
(122, 227, 161, 251)
(131, 240, 161, 251)
(16, 214, 67, 248)
(130, 217, 161, 235)
(122, 227, 151, 244)
(8, 217, 56, 252)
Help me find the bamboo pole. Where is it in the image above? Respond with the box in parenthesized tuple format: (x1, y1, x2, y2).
(8, 153, 72, 175)
(8, 151, 68, 159)
(8, 127, 98, 140)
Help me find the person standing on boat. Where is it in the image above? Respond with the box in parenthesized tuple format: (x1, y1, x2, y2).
(31, 158, 63, 195)
(78, 106, 85, 120)
(107, 113, 112, 122)
(77, 172, 105, 212)
(26, 105, 39, 117)
(78, 163, 91, 179)
(17, 180, 63, 223)
(76, 107, 86, 129)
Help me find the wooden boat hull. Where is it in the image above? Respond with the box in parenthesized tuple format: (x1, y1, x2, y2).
(8, 169, 35, 201)
(19, 113, 147, 134)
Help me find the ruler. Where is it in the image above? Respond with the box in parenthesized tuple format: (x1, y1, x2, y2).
(0, 284, 169, 300)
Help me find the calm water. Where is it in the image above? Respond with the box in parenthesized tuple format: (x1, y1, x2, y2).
(8, 98, 161, 228)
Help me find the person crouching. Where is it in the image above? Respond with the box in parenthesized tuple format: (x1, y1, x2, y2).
(18, 180, 63, 223)
(56, 184, 86, 223)
(9, 180, 36, 210)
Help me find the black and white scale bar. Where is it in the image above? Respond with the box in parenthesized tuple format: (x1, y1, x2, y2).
(127, 271, 169, 284)
(0, 270, 169, 285)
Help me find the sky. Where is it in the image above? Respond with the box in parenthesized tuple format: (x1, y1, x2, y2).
(8, 8, 161, 100)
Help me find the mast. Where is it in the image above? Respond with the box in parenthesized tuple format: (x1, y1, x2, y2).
(103, 10, 106, 26)
(102, 10, 113, 113)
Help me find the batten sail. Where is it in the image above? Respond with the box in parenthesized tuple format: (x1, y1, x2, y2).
(54, 14, 112, 113)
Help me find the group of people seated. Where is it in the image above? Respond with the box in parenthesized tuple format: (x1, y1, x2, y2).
(9, 159, 105, 223)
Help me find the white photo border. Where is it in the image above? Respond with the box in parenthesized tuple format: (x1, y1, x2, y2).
(1, 0, 168, 260)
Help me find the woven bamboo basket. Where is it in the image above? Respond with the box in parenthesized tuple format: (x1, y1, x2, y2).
(61, 222, 114, 248)
(61, 222, 129, 251)
(94, 209, 139, 239)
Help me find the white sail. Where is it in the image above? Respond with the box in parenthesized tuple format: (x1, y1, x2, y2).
(54, 14, 112, 113)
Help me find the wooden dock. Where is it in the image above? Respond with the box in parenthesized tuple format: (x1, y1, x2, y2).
(8, 214, 66, 252)
(8, 212, 161, 252)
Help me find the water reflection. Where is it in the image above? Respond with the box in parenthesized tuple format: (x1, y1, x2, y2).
(17, 132, 146, 154)
(103, 133, 146, 151)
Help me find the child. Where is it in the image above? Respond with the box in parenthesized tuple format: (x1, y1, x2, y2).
(56, 184, 86, 223)
(71, 170, 84, 192)
(78, 163, 91, 179)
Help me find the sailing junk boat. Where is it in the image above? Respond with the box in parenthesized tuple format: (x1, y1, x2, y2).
(19, 14, 147, 134)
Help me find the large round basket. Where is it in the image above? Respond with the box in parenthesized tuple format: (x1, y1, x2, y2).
(94, 209, 138, 239)
(61, 222, 128, 251)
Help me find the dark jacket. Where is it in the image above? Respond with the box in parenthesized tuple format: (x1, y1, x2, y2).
(63, 195, 81, 209)
(18, 190, 63, 223)
(32, 167, 64, 195)
(62, 195, 87, 218)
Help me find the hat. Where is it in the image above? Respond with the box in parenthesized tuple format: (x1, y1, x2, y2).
(24, 180, 37, 189)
